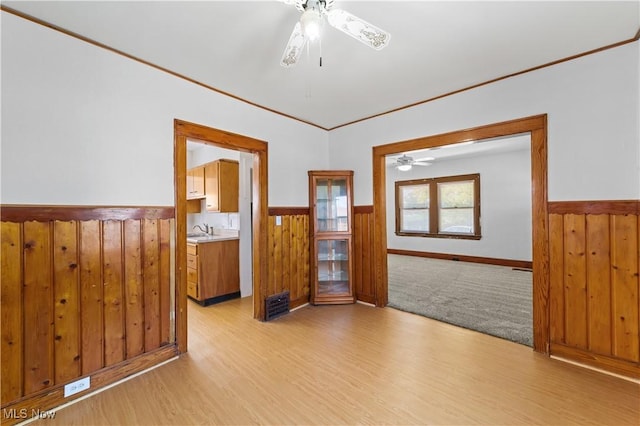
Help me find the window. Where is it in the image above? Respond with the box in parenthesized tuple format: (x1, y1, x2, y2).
(395, 173, 480, 239)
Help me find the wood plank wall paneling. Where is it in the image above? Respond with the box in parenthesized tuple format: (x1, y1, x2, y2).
(266, 206, 375, 308)
(53, 221, 81, 383)
(354, 206, 376, 304)
(103, 220, 125, 367)
(23, 221, 54, 394)
(1, 222, 23, 403)
(548, 200, 639, 378)
(0, 206, 175, 411)
(267, 209, 310, 308)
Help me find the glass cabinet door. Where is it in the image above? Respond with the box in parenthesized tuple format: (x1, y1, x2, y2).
(315, 178, 349, 233)
(316, 239, 350, 295)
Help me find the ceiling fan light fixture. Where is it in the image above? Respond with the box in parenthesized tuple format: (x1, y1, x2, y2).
(397, 164, 412, 172)
(300, 8, 322, 41)
(280, 0, 389, 67)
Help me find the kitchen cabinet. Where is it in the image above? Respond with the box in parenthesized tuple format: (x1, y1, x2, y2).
(308, 170, 355, 305)
(205, 159, 239, 212)
(187, 166, 205, 199)
(187, 239, 240, 306)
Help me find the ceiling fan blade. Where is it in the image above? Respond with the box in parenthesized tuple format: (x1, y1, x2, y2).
(414, 157, 435, 162)
(281, 21, 307, 67)
(278, 0, 306, 11)
(326, 9, 390, 50)
(413, 162, 432, 166)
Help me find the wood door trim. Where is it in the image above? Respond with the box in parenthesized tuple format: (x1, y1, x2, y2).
(372, 114, 549, 353)
(174, 119, 268, 353)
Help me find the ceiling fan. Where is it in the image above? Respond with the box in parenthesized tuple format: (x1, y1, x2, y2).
(279, 0, 391, 67)
(389, 154, 435, 171)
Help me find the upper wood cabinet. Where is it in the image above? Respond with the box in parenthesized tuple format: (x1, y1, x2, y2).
(186, 166, 205, 199)
(205, 159, 239, 212)
(308, 170, 355, 305)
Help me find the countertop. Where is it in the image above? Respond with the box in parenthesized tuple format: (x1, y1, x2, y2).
(187, 230, 239, 244)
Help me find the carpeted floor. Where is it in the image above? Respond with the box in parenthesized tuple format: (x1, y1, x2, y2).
(387, 254, 533, 346)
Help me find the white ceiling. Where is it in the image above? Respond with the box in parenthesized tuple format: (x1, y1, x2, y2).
(3, 1, 638, 130)
(386, 133, 530, 166)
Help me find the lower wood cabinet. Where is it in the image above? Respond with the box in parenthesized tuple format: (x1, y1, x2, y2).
(187, 239, 240, 306)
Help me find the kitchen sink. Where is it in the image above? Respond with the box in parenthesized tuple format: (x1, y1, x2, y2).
(187, 232, 208, 238)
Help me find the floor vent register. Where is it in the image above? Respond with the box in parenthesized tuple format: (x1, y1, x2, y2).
(265, 291, 290, 321)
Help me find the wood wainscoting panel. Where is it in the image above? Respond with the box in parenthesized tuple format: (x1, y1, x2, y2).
(266, 206, 375, 308)
(563, 214, 588, 349)
(124, 219, 145, 359)
(143, 219, 161, 353)
(1, 222, 23, 403)
(52, 221, 81, 384)
(548, 200, 639, 377)
(102, 220, 125, 367)
(585, 214, 612, 355)
(80, 220, 105, 375)
(267, 209, 310, 309)
(354, 206, 375, 304)
(0, 206, 176, 416)
(548, 214, 565, 344)
(23, 221, 54, 395)
(610, 214, 639, 361)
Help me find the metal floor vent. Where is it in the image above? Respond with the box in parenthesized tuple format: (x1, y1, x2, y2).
(265, 291, 290, 321)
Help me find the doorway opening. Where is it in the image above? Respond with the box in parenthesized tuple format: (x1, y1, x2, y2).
(385, 134, 534, 346)
(372, 115, 549, 353)
(174, 120, 269, 353)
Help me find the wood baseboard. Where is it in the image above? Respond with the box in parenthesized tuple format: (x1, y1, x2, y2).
(387, 248, 532, 269)
(550, 343, 640, 379)
(1, 345, 178, 425)
(290, 297, 310, 310)
(356, 294, 376, 304)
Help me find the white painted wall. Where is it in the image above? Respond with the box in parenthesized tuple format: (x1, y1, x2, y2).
(0, 13, 329, 207)
(386, 142, 532, 261)
(2, 13, 638, 238)
(329, 41, 640, 205)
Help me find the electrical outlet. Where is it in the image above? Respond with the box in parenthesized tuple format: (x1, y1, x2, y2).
(64, 376, 90, 397)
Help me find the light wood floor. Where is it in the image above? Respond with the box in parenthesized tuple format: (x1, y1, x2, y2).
(36, 297, 639, 425)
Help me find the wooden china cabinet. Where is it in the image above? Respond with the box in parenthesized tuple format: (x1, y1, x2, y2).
(308, 170, 355, 305)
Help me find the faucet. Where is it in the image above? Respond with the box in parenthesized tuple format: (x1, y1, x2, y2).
(192, 223, 210, 234)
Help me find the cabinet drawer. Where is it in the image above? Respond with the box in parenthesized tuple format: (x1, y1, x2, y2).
(187, 281, 198, 299)
(187, 244, 198, 255)
(187, 254, 198, 269)
(187, 267, 198, 283)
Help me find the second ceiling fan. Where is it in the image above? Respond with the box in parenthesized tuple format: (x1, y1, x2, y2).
(390, 154, 435, 171)
(280, 0, 391, 67)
